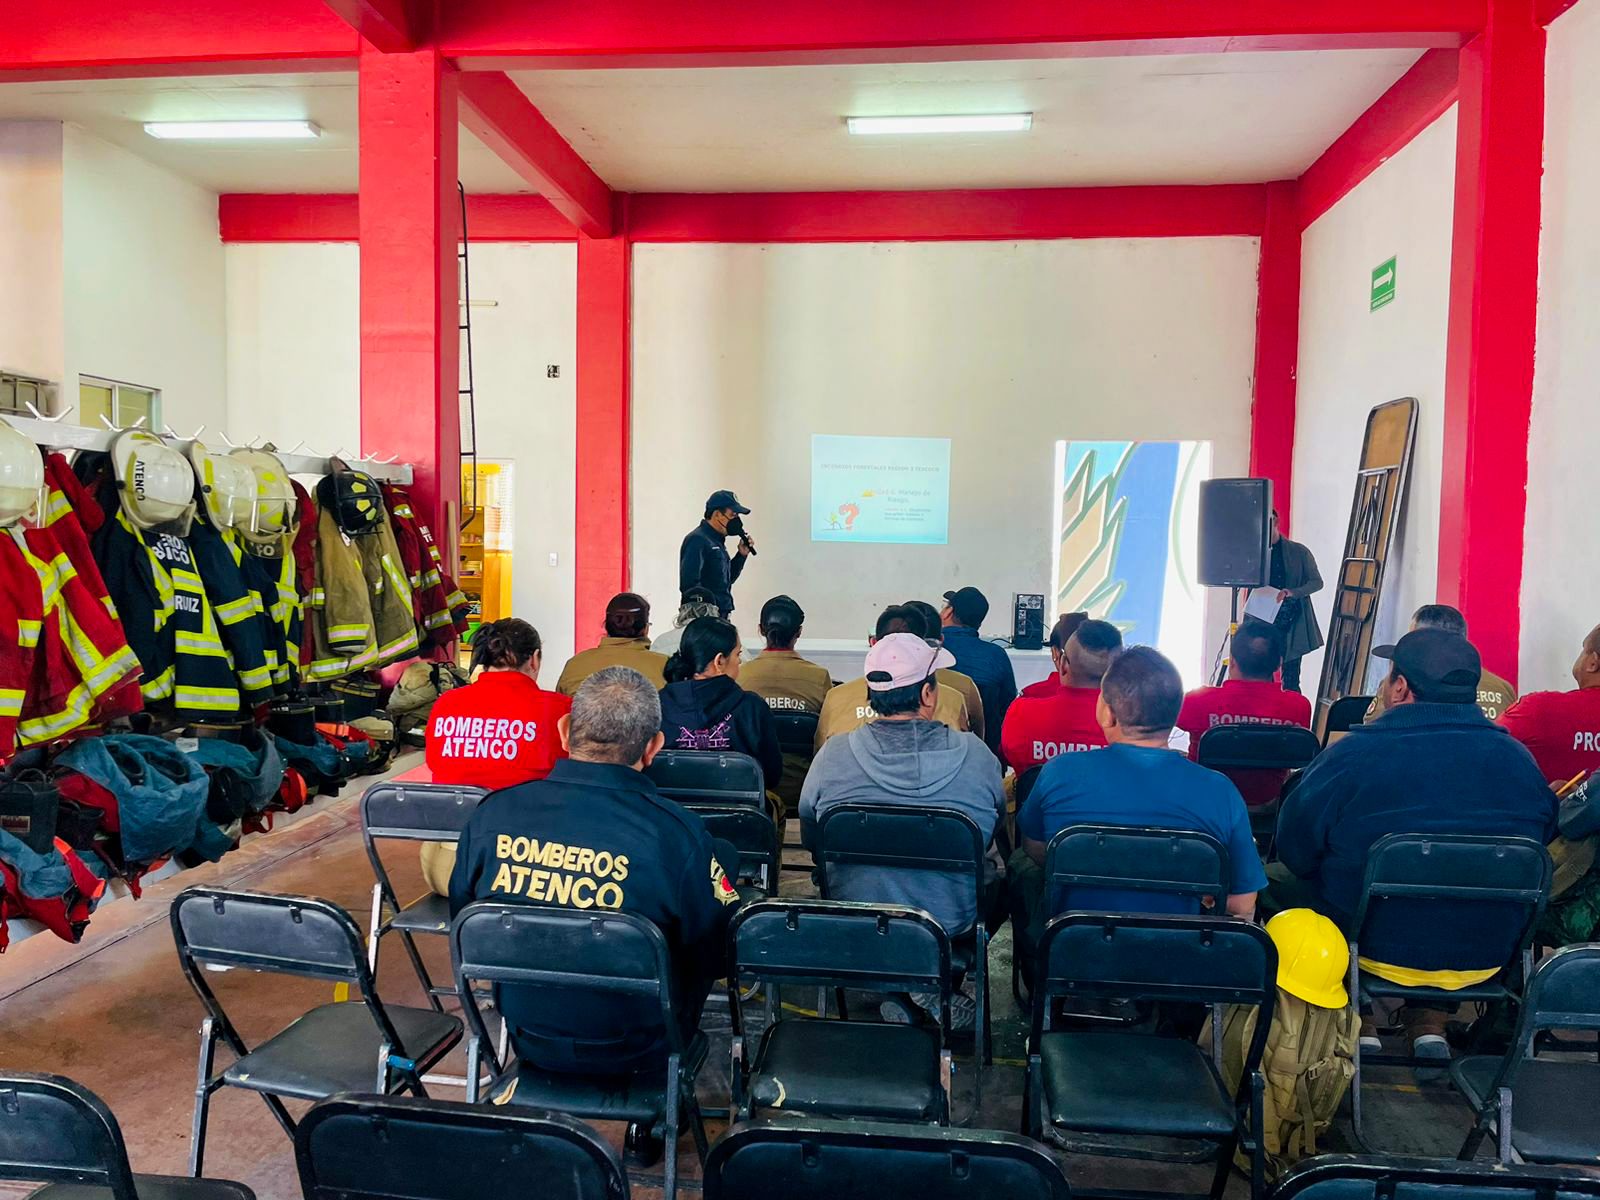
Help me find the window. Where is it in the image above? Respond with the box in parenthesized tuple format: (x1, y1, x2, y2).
(79, 376, 161, 431)
(0, 371, 52, 418)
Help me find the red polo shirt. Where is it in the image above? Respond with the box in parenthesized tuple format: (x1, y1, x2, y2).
(1000, 687, 1107, 774)
(425, 670, 571, 792)
(1020, 675, 1064, 700)
(1178, 679, 1312, 808)
(1499, 687, 1600, 784)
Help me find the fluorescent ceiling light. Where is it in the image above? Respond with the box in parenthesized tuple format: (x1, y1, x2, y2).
(846, 113, 1032, 136)
(144, 120, 320, 140)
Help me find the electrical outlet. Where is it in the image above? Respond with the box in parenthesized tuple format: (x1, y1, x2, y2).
(548, 552, 559, 566)
(546, 365, 560, 378)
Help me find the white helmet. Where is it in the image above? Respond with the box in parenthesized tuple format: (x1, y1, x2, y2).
(185, 440, 258, 531)
(0, 418, 45, 529)
(230, 448, 298, 551)
(111, 430, 196, 535)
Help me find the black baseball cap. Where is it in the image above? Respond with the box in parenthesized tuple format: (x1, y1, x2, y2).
(942, 586, 990, 628)
(1373, 628, 1481, 704)
(682, 585, 718, 605)
(705, 489, 750, 516)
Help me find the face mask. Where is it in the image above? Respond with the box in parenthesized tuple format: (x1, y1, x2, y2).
(725, 516, 746, 538)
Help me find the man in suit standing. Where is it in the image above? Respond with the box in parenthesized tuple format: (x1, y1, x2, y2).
(1269, 509, 1324, 694)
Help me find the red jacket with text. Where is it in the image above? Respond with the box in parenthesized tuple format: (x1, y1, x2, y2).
(1178, 679, 1312, 808)
(1000, 686, 1108, 774)
(425, 670, 572, 792)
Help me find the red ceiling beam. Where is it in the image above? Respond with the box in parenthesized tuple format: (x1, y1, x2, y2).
(442, 0, 1481, 68)
(457, 71, 614, 237)
(1296, 48, 1461, 229)
(218, 193, 576, 242)
(2, 0, 357, 78)
(320, 0, 417, 53)
(1538, 0, 1582, 22)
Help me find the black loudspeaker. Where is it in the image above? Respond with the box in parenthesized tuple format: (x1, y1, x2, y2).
(1013, 593, 1045, 650)
(1198, 478, 1273, 588)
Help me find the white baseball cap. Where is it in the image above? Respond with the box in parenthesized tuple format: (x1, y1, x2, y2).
(865, 632, 955, 690)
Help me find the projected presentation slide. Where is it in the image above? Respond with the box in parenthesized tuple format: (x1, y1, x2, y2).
(812, 434, 952, 545)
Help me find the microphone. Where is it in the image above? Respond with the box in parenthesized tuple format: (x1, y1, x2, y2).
(739, 533, 758, 557)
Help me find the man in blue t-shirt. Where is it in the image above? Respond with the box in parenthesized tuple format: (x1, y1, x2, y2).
(1008, 646, 1266, 969)
(940, 586, 1017, 756)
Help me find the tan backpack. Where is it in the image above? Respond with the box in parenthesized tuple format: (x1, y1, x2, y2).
(1209, 987, 1358, 1181)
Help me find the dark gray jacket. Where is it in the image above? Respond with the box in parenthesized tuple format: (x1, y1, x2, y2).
(799, 718, 1004, 935)
(678, 520, 744, 615)
(1275, 536, 1325, 661)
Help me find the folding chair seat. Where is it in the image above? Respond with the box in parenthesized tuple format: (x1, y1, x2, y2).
(815, 803, 993, 1093)
(296, 1095, 628, 1200)
(1344, 833, 1552, 1152)
(703, 1117, 1071, 1200)
(1025, 912, 1277, 1200)
(647, 750, 765, 809)
(451, 903, 709, 1200)
(1453, 943, 1600, 1166)
(729, 900, 955, 1125)
(0, 1073, 253, 1200)
(169, 887, 463, 1177)
(360, 781, 488, 1007)
(1272, 1153, 1600, 1200)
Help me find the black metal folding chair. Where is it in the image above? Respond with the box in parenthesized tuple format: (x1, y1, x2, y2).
(295, 1094, 629, 1200)
(1453, 943, 1600, 1166)
(0, 1072, 254, 1200)
(704, 1117, 1071, 1200)
(1272, 1153, 1600, 1200)
(1346, 833, 1552, 1152)
(1196, 725, 1321, 855)
(773, 711, 820, 759)
(647, 750, 766, 809)
(450, 903, 710, 1200)
(689, 804, 781, 903)
(1025, 912, 1277, 1200)
(361, 781, 488, 1009)
(728, 899, 955, 1126)
(1321, 696, 1372, 746)
(169, 887, 463, 1177)
(815, 803, 994, 1102)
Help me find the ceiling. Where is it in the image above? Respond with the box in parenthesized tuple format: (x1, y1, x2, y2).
(0, 49, 1425, 195)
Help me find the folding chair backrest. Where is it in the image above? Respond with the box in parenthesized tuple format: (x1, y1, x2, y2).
(171, 887, 368, 983)
(1323, 696, 1372, 744)
(817, 803, 983, 881)
(690, 805, 779, 885)
(1273, 1154, 1600, 1200)
(0, 1074, 139, 1200)
(1197, 725, 1321, 772)
(731, 900, 950, 995)
(1045, 824, 1229, 916)
(647, 750, 765, 809)
(1014, 765, 1045, 811)
(361, 781, 487, 843)
(704, 1118, 1071, 1200)
(1353, 834, 1551, 974)
(1519, 944, 1600, 1037)
(296, 1095, 627, 1200)
(773, 711, 820, 758)
(1038, 912, 1276, 1012)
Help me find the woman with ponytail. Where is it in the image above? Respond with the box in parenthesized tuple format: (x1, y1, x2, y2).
(419, 617, 571, 892)
(659, 615, 783, 795)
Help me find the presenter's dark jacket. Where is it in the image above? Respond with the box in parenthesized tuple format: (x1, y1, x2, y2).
(448, 759, 740, 1074)
(679, 520, 745, 615)
(1271, 536, 1325, 662)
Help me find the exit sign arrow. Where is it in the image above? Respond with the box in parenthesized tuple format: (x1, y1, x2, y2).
(1371, 256, 1397, 312)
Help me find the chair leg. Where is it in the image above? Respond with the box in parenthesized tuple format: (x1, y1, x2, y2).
(396, 929, 443, 1013)
(1023, 1054, 1042, 1138)
(188, 1018, 217, 1178)
(366, 882, 384, 974)
(663, 1054, 682, 1200)
(939, 1049, 954, 1126)
(1496, 1087, 1514, 1165)
(1347, 949, 1370, 1152)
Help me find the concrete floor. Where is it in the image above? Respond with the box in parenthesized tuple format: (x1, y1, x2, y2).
(0, 752, 1487, 1199)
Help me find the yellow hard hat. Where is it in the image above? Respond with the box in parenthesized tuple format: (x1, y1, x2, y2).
(1265, 908, 1349, 1009)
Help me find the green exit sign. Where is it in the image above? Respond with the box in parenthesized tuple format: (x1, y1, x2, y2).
(1371, 256, 1397, 312)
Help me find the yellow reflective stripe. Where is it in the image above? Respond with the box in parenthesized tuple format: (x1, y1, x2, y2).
(176, 634, 230, 658)
(171, 568, 205, 590)
(422, 570, 442, 588)
(0, 689, 24, 717)
(376, 628, 419, 661)
(101, 595, 119, 619)
(17, 619, 42, 648)
(328, 622, 369, 639)
(214, 596, 256, 623)
(382, 555, 412, 602)
(17, 682, 94, 743)
(176, 685, 241, 710)
(425, 610, 454, 630)
(141, 667, 176, 700)
(238, 665, 275, 690)
(393, 505, 414, 518)
(44, 492, 71, 524)
(445, 589, 468, 609)
(84, 646, 141, 693)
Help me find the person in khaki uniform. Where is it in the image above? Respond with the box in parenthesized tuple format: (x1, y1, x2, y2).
(740, 595, 833, 817)
(815, 605, 971, 751)
(903, 599, 985, 744)
(1366, 604, 1516, 722)
(555, 592, 669, 696)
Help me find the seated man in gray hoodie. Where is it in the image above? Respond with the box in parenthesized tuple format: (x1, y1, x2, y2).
(800, 631, 1006, 1027)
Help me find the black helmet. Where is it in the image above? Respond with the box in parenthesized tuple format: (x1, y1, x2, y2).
(316, 469, 383, 536)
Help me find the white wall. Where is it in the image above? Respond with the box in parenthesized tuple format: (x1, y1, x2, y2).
(1291, 108, 1457, 691)
(0, 122, 64, 387)
(630, 238, 1260, 680)
(1522, 0, 1600, 691)
(222, 241, 580, 669)
(62, 126, 227, 434)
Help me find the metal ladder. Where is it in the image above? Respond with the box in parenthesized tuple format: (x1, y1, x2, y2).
(458, 181, 479, 530)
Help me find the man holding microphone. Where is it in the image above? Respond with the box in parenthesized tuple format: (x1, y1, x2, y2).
(680, 490, 755, 618)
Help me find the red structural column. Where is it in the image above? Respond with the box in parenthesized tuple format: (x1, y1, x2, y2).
(574, 220, 630, 647)
(1249, 180, 1302, 532)
(358, 44, 461, 544)
(1438, 0, 1544, 685)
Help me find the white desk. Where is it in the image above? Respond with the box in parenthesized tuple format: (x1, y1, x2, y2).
(752, 636, 1056, 689)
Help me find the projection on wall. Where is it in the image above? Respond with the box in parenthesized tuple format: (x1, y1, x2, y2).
(811, 434, 952, 545)
(1052, 440, 1212, 678)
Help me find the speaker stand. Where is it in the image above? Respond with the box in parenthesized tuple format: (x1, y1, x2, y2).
(1210, 586, 1243, 686)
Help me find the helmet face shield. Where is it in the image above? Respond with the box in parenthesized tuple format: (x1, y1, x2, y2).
(112, 430, 197, 535)
(187, 442, 259, 531)
(230, 448, 298, 551)
(0, 419, 46, 529)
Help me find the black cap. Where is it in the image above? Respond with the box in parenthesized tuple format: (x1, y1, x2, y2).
(1373, 628, 1482, 704)
(705, 489, 750, 516)
(681, 585, 718, 606)
(942, 586, 990, 628)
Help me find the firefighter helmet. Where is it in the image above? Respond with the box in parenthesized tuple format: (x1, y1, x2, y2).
(230, 448, 298, 550)
(185, 440, 259, 531)
(316, 469, 384, 536)
(0, 418, 46, 528)
(111, 430, 196, 535)
(1265, 908, 1350, 1009)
